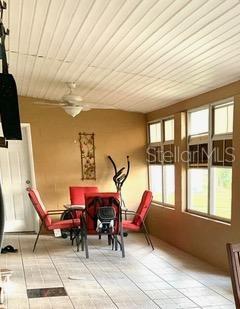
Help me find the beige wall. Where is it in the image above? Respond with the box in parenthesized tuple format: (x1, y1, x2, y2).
(19, 96, 148, 211)
(146, 80, 240, 270)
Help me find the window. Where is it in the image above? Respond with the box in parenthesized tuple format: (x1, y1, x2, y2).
(164, 119, 174, 141)
(189, 108, 209, 136)
(213, 102, 233, 135)
(149, 122, 161, 143)
(188, 168, 208, 214)
(163, 165, 175, 205)
(211, 167, 232, 220)
(149, 165, 162, 202)
(148, 118, 175, 206)
(187, 101, 234, 221)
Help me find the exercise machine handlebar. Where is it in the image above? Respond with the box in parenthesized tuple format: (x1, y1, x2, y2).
(108, 155, 130, 192)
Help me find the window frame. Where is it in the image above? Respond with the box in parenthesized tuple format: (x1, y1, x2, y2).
(186, 99, 234, 223)
(147, 116, 175, 207)
(209, 165, 232, 221)
(163, 118, 175, 143)
(148, 121, 162, 144)
(188, 105, 209, 139)
(212, 101, 234, 137)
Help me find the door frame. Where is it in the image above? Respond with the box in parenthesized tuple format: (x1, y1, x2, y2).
(21, 123, 38, 232)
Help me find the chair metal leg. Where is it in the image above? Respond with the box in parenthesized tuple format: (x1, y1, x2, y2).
(81, 228, 84, 251)
(75, 229, 80, 252)
(143, 231, 150, 245)
(119, 227, 125, 258)
(85, 233, 89, 258)
(33, 221, 43, 252)
(116, 237, 122, 251)
(142, 222, 154, 250)
(81, 221, 89, 258)
(108, 234, 111, 245)
(114, 235, 118, 251)
(112, 236, 114, 250)
(70, 229, 73, 245)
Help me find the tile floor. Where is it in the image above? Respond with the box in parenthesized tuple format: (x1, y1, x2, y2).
(0, 233, 235, 309)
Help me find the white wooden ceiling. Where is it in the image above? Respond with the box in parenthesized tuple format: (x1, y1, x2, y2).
(3, 0, 240, 113)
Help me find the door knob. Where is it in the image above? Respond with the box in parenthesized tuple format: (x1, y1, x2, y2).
(26, 180, 31, 185)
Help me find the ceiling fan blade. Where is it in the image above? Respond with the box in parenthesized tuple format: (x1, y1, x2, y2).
(33, 101, 66, 106)
(81, 101, 117, 110)
(81, 105, 91, 112)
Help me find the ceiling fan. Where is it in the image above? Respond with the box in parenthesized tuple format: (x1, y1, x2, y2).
(34, 82, 115, 117)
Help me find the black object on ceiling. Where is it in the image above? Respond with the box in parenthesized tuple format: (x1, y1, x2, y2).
(0, 0, 22, 141)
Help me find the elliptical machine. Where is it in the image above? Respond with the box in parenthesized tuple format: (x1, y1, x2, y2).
(108, 155, 130, 211)
(108, 155, 130, 238)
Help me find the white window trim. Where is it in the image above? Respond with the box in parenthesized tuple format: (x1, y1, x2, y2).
(212, 133, 232, 141)
(212, 101, 234, 138)
(188, 134, 208, 145)
(148, 116, 175, 207)
(187, 104, 209, 142)
(186, 99, 234, 222)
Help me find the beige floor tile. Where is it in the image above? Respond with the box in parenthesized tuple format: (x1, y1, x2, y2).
(188, 294, 233, 307)
(201, 305, 235, 309)
(0, 233, 235, 309)
(7, 296, 29, 309)
(115, 299, 159, 308)
(29, 296, 73, 309)
(154, 297, 199, 308)
(178, 286, 216, 296)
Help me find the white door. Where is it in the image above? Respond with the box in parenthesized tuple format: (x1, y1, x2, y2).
(0, 124, 36, 232)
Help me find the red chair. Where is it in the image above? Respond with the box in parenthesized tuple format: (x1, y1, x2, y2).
(27, 188, 81, 252)
(69, 186, 99, 218)
(123, 190, 154, 250)
(82, 192, 125, 258)
(226, 243, 240, 308)
(69, 186, 99, 205)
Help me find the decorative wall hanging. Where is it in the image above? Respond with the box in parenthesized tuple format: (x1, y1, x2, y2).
(79, 132, 96, 180)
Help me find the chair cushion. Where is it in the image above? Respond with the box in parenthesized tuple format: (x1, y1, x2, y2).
(27, 188, 52, 227)
(122, 220, 141, 232)
(132, 190, 152, 226)
(69, 186, 98, 205)
(48, 218, 80, 230)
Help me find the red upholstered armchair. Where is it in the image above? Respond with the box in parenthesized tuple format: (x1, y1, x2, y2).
(123, 190, 154, 250)
(27, 188, 80, 252)
(69, 186, 99, 218)
(69, 186, 99, 205)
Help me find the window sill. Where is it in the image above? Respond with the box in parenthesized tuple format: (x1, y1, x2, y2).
(151, 201, 175, 210)
(184, 210, 231, 226)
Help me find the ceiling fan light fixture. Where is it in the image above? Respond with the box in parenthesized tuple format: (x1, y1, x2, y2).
(62, 106, 83, 117)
